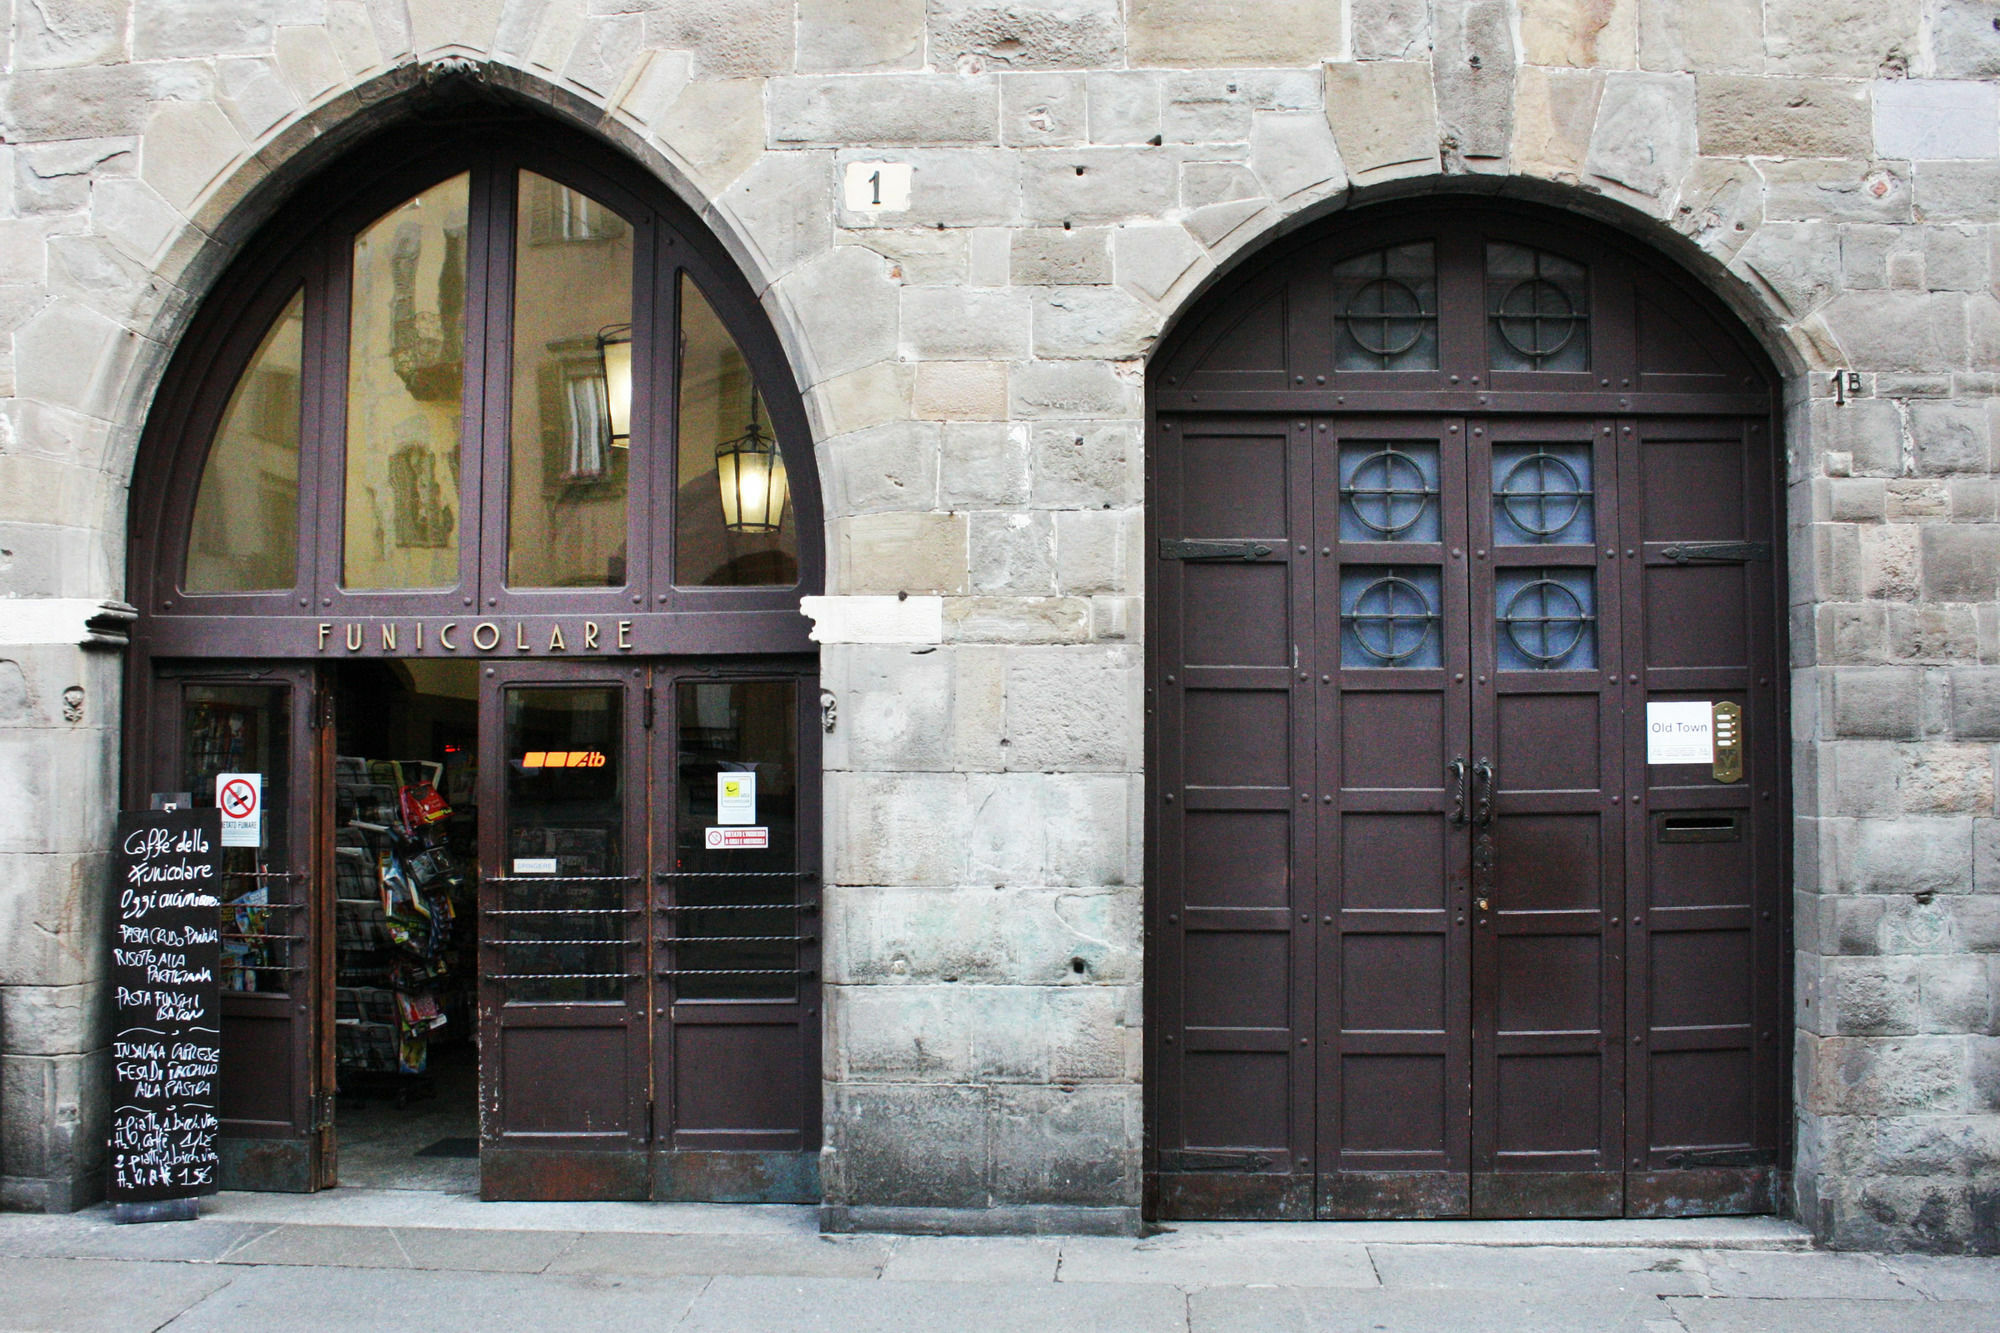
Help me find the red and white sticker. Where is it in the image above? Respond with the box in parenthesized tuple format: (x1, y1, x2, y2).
(216, 773, 262, 848)
(704, 826, 769, 850)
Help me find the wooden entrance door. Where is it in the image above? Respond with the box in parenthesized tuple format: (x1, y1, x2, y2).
(1146, 204, 1786, 1223)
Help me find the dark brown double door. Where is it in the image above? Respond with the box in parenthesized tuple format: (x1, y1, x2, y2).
(1149, 411, 1785, 1220)
(144, 658, 821, 1201)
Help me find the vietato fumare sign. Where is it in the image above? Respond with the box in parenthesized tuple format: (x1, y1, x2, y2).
(109, 809, 223, 1206)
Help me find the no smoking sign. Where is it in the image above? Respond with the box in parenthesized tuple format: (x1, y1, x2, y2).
(216, 773, 262, 848)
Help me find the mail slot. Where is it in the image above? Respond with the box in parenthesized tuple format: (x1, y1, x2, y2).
(1657, 812, 1743, 843)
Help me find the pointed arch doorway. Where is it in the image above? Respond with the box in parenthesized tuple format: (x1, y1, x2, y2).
(126, 112, 823, 1202)
(1145, 200, 1790, 1220)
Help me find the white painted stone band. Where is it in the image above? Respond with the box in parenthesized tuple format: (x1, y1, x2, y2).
(0, 600, 134, 647)
(799, 595, 944, 644)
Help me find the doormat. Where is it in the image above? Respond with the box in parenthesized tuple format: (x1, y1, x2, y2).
(414, 1137, 478, 1158)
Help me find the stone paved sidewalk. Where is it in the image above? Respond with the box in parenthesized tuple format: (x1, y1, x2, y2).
(1, 1192, 1995, 1331)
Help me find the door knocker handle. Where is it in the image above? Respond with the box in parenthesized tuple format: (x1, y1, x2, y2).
(1472, 758, 1495, 827)
(1448, 757, 1468, 825)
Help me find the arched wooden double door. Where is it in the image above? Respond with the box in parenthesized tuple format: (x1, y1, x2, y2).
(1145, 203, 1789, 1220)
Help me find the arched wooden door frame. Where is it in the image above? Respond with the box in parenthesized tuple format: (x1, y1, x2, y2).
(1143, 197, 1791, 1221)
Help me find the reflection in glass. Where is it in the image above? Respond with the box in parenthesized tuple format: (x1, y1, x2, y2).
(1492, 444, 1594, 545)
(1340, 566, 1443, 669)
(186, 292, 304, 593)
(508, 173, 634, 588)
(343, 174, 470, 591)
(1496, 568, 1597, 670)
(1339, 442, 1440, 543)
(676, 277, 798, 587)
(670, 681, 798, 1000)
(182, 685, 292, 993)
(1487, 243, 1590, 372)
(502, 687, 628, 1002)
(1332, 243, 1438, 371)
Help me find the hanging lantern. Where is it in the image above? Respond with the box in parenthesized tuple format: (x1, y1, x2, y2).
(715, 396, 789, 534)
(596, 323, 632, 447)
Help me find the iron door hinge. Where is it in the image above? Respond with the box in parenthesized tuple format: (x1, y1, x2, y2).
(1159, 538, 1277, 562)
(1660, 541, 1771, 564)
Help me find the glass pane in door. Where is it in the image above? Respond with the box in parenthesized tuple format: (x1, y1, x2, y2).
(344, 173, 470, 591)
(669, 680, 798, 999)
(180, 685, 294, 993)
(500, 687, 627, 1003)
(506, 173, 635, 588)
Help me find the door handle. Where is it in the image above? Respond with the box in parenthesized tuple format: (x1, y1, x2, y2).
(1448, 757, 1468, 825)
(1472, 758, 1495, 827)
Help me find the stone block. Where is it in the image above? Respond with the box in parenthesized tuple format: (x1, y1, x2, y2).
(842, 227, 968, 286)
(721, 151, 835, 280)
(1031, 286, 1158, 360)
(1830, 741, 1901, 817)
(1931, 0, 2000, 79)
(833, 644, 956, 772)
(1247, 110, 1344, 203)
(0, 984, 104, 1057)
(1763, 159, 1912, 224)
(797, 0, 926, 73)
(1830, 667, 1923, 738)
(1002, 647, 1137, 772)
(990, 1084, 1136, 1206)
(1008, 360, 1140, 419)
(837, 511, 970, 595)
(139, 99, 247, 215)
(1887, 604, 1981, 663)
(1351, 0, 1430, 59)
(1030, 421, 1140, 508)
(943, 596, 1091, 644)
(969, 772, 1136, 884)
(827, 772, 969, 885)
(1637, 0, 1763, 74)
(900, 287, 1031, 360)
(1978, 819, 1999, 895)
(1828, 397, 1906, 476)
(915, 362, 1008, 422)
(930, 0, 1123, 72)
(770, 75, 999, 148)
(1054, 509, 1139, 596)
(1831, 817, 1975, 894)
(1110, 223, 1206, 306)
(1001, 72, 1086, 149)
(825, 1082, 988, 1208)
(1826, 477, 1886, 522)
(1736, 222, 1840, 320)
(1919, 957, 1997, 1034)
(1922, 525, 2000, 601)
(1823, 291, 1966, 373)
(777, 245, 900, 382)
(1801, 1035, 1967, 1115)
(1125, 0, 1341, 66)
(1910, 402, 1995, 475)
(1086, 72, 1160, 146)
(833, 984, 977, 1080)
(1821, 602, 1887, 664)
(1913, 160, 2000, 222)
(1521, 0, 1638, 66)
(814, 360, 915, 438)
(1585, 73, 1696, 209)
(1875, 80, 2000, 161)
(1514, 66, 1605, 180)
(1698, 77, 1871, 158)
(648, 76, 766, 197)
(1022, 148, 1176, 224)
(952, 645, 1010, 769)
(1434, 0, 1515, 165)
(941, 422, 1031, 505)
(563, 15, 645, 98)
(1951, 896, 2000, 952)
(17, 0, 128, 71)
(134, 0, 272, 60)
(841, 148, 1021, 229)
(4, 65, 182, 142)
(1916, 225, 1992, 292)
(970, 511, 1058, 595)
(1011, 227, 1111, 285)
(1820, 956, 1921, 1035)
(643, 0, 792, 78)
(1766, 0, 1921, 78)
(1948, 671, 2000, 740)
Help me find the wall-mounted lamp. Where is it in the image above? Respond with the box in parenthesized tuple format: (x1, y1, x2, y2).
(596, 323, 632, 447)
(716, 396, 788, 534)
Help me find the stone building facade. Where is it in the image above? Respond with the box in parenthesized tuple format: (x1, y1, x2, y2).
(0, 0, 1996, 1252)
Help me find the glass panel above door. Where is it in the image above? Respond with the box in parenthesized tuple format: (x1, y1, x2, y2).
(344, 173, 470, 592)
(186, 291, 304, 593)
(506, 173, 635, 589)
(1491, 444, 1595, 545)
(1331, 243, 1438, 371)
(1486, 244, 1590, 373)
(676, 277, 798, 588)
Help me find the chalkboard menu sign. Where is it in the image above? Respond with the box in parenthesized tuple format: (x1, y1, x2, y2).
(110, 808, 223, 1205)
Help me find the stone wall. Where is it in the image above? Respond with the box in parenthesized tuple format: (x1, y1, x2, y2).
(0, 0, 1993, 1248)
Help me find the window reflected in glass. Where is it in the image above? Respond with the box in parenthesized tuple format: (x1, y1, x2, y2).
(187, 292, 304, 593)
(343, 174, 470, 591)
(507, 173, 634, 589)
(675, 276, 797, 587)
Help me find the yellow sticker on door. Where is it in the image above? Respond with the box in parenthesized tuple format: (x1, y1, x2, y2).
(717, 771, 757, 825)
